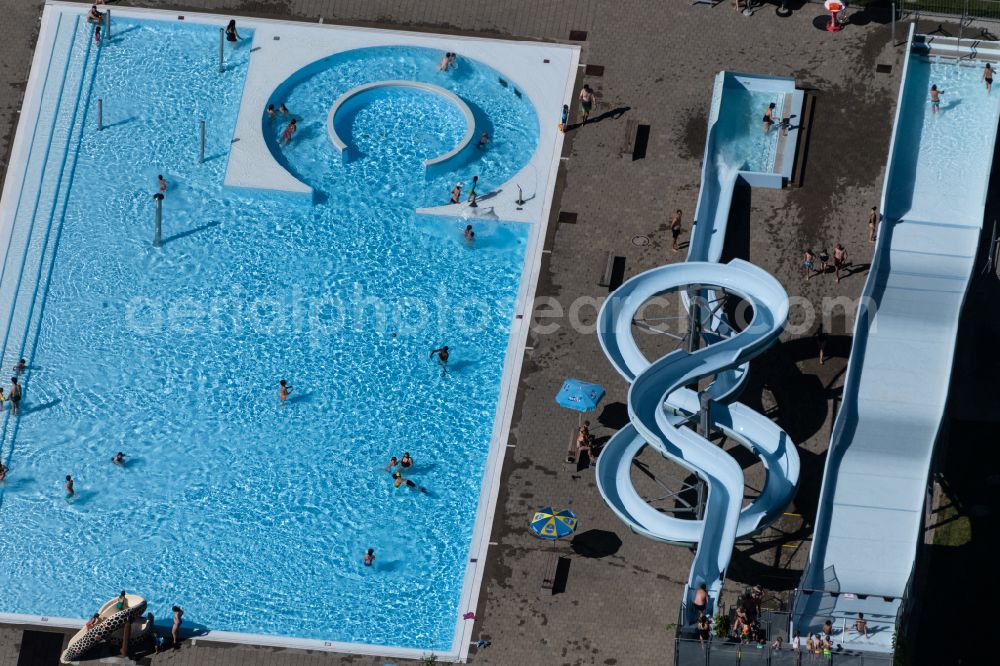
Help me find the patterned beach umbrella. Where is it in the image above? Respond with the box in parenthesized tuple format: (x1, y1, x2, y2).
(530, 507, 579, 540)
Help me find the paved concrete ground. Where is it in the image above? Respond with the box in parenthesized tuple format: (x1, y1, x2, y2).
(0, 1, 915, 665)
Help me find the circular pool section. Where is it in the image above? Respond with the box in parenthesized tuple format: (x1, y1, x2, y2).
(262, 45, 539, 202)
(328, 81, 475, 170)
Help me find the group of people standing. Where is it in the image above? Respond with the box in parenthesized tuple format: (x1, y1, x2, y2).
(802, 243, 849, 283)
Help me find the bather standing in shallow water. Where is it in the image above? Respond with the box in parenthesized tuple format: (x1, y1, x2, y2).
(762, 102, 776, 134)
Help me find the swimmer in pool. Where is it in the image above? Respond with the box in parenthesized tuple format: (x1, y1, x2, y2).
(477, 132, 489, 149)
(363, 548, 375, 566)
(13, 358, 26, 374)
(87, 4, 104, 24)
(393, 471, 428, 493)
(8, 377, 21, 416)
(930, 85, 941, 114)
(65, 474, 76, 498)
(400, 452, 413, 469)
(279, 379, 292, 402)
(112, 452, 126, 466)
(464, 224, 474, 242)
(225, 19, 241, 43)
(762, 102, 776, 134)
(157, 175, 167, 193)
(430, 346, 449, 377)
(280, 118, 297, 146)
(384, 456, 398, 472)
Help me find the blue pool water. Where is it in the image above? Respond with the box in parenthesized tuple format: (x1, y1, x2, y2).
(0, 17, 537, 650)
(715, 87, 781, 173)
(887, 56, 1000, 222)
(265, 45, 539, 205)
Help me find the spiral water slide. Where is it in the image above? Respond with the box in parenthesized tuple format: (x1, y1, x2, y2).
(594, 72, 801, 627)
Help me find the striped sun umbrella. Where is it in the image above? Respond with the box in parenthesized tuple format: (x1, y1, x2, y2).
(530, 507, 578, 540)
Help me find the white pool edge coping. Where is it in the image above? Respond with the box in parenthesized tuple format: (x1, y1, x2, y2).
(1, 3, 580, 663)
(326, 80, 476, 169)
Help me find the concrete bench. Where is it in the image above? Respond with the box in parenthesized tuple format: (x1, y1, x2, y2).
(599, 252, 626, 291)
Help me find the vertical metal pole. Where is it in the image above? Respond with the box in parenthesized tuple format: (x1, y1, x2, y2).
(695, 480, 705, 521)
(699, 391, 712, 439)
(685, 285, 702, 353)
(959, 0, 967, 51)
(985, 219, 997, 275)
(219, 28, 225, 73)
(153, 193, 163, 247)
(97, 98, 103, 131)
(993, 220, 1000, 279)
(892, 2, 896, 46)
(199, 120, 206, 164)
(105, 9, 111, 41)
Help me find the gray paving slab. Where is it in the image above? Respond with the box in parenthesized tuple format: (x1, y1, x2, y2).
(0, 1, 920, 665)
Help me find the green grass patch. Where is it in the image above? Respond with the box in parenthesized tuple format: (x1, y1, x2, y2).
(931, 503, 972, 546)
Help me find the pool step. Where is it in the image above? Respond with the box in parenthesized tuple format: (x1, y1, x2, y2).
(0, 14, 80, 364)
(772, 92, 793, 177)
(771, 88, 805, 186)
(912, 34, 1000, 62)
(17, 20, 103, 380)
(0, 18, 96, 364)
(0, 17, 99, 448)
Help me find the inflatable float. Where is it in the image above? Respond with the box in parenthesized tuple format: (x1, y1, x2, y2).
(60, 594, 152, 663)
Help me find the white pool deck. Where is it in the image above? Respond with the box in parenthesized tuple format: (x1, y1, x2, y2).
(0, 3, 580, 663)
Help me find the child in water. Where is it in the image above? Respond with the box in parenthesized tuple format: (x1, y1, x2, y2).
(393, 471, 428, 494)
(280, 118, 297, 146)
(278, 379, 292, 402)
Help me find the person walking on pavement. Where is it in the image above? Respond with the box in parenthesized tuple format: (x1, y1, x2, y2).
(669, 210, 683, 252)
(579, 85, 595, 124)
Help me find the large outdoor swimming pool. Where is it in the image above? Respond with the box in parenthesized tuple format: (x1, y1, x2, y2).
(0, 10, 549, 653)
